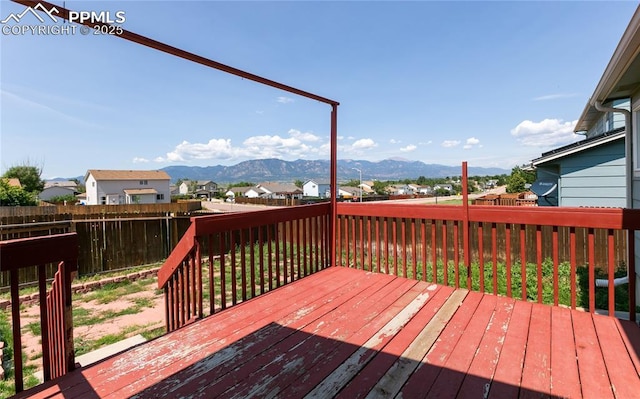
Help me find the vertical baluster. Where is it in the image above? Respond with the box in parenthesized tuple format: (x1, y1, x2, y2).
(506, 224, 512, 297)
(384, 217, 389, 274)
(230, 231, 237, 306)
(608, 229, 615, 316)
(521, 224, 527, 301)
(478, 223, 485, 293)
(588, 228, 595, 313)
(250, 227, 256, 297)
(335, 216, 341, 266)
(536, 225, 543, 303)
(570, 227, 577, 310)
(240, 229, 247, 301)
(367, 216, 373, 272)
(10, 269, 23, 392)
(442, 222, 448, 285)
(421, 220, 427, 282)
(296, 218, 302, 278)
(351, 216, 357, 269)
(401, 218, 407, 278)
(275, 224, 282, 287)
(393, 218, 398, 276)
(39, 264, 51, 382)
(259, 226, 265, 294)
(359, 216, 364, 270)
(412, 218, 417, 280)
(289, 220, 295, 280)
(219, 233, 227, 310)
(492, 223, 498, 296)
(454, 220, 459, 288)
(553, 226, 559, 307)
(267, 225, 273, 291)
(431, 220, 437, 282)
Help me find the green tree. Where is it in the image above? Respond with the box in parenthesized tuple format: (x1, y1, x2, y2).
(294, 179, 304, 188)
(0, 179, 37, 206)
(2, 163, 44, 193)
(506, 166, 535, 193)
(506, 174, 526, 193)
(372, 181, 388, 195)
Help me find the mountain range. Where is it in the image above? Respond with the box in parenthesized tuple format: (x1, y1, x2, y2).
(160, 159, 509, 183)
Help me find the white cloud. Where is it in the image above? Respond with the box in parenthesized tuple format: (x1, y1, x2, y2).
(532, 93, 578, 101)
(289, 129, 320, 142)
(400, 144, 417, 152)
(159, 138, 238, 162)
(511, 118, 579, 147)
(132, 157, 149, 163)
(441, 140, 461, 148)
(419, 140, 433, 145)
(463, 137, 480, 150)
(390, 139, 401, 144)
(276, 96, 294, 104)
(352, 138, 377, 149)
(151, 129, 329, 163)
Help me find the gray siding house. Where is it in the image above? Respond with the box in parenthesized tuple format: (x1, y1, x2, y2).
(531, 129, 626, 207)
(570, 5, 640, 302)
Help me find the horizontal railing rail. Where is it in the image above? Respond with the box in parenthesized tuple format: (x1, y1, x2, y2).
(158, 203, 331, 332)
(0, 233, 78, 394)
(336, 203, 639, 321)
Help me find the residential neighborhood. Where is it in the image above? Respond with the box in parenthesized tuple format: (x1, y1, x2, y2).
(3, 2, 640, 398)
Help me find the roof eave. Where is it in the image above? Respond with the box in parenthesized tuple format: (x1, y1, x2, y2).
(575, 6, 640, 132)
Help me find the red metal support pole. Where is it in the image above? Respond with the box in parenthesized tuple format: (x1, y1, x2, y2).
(330, 105, 338, 268)
(462, 162, 471, 289)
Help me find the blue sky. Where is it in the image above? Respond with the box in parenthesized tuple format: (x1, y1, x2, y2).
(1, 1, 638, 179)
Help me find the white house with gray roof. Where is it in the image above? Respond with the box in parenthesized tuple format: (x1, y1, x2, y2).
(84, 170, 171, 205)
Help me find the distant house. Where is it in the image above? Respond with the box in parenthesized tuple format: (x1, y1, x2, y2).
(433, 183, 453, 193)
(360, 180, 375, 192)
(84, 170, 171, 205)
(388, 184, 413, 195)
(39, 186, 78, 202)
(303, 179, 332, 198)
(179, 180, 219, 198)
(253, 182, 303, 200)
(225, 186, 253, 198)
(416, 185, 432, 195)
(4, 178, 21, 188)
(338, 186, 360, 198)
(44, 180, 78, 190)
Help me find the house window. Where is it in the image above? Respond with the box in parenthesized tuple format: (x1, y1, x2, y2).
(156, 194, 164, 200)
(140, 180, 148, 185)
(100, 196, 106, 205)
(92, 182, 95, 187)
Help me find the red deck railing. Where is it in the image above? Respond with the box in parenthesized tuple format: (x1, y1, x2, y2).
(0, 233, 78, 394)
(336, 202, 639, 320)
(157, 203, 331, 332)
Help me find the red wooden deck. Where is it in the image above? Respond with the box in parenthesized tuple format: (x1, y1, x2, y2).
(14, 267, 640, 399)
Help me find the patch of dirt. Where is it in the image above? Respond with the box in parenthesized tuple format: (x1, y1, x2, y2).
(18, 280, 165, 372)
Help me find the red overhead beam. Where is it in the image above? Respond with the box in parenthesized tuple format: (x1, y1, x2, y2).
(11, 0, 340, 106)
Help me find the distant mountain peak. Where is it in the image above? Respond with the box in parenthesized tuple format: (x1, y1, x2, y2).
(158, 159, 509, 184)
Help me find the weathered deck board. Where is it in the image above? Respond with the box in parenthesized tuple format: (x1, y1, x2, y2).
(13, 267, 640, 399)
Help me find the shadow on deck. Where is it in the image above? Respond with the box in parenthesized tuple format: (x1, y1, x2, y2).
(13, 267, 640, 398)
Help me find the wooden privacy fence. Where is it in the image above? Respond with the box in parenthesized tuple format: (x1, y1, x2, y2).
(0, 215, 192, 289)
(0, 202, 201, 218)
